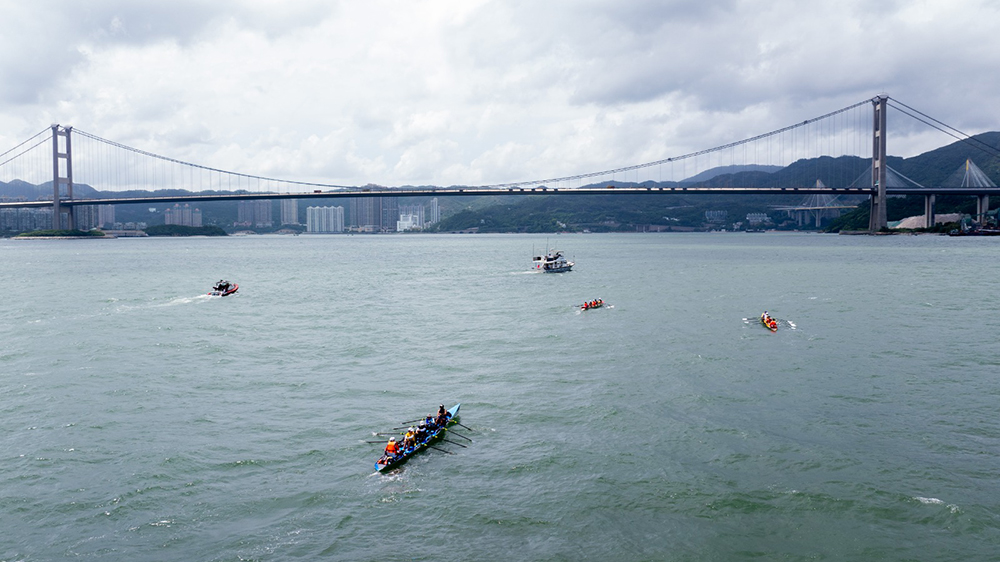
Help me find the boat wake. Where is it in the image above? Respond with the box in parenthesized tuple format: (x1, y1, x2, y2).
(744, 317, 794, 329)
(576, 305, 613, 314)
(161, 294, 214, 306)
(112, 294, 214, 314)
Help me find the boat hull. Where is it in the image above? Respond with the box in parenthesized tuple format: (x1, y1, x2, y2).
(375, 403, 460, 472)
(543, 265, 573, 273)
(761, 316, 777, 332)
(208, 283, 239, 297)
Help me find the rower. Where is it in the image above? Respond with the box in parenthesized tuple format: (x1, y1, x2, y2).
(434, 409, 451, 428)
(424, 414, 436, 430)
(415, 422, 428, 443)
(380, 437, 399, 463)
(402, 427, 416, 450)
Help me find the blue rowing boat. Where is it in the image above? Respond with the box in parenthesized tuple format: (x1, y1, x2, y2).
(375, 403, 460, 472)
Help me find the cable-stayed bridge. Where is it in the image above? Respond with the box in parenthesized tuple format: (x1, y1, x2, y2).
(2, 95, 998, 233)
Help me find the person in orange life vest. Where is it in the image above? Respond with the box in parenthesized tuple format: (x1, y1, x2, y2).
(380, 437, 399, 463)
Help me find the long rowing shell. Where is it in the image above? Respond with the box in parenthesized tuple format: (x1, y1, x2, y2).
(375, 403, 460, 472)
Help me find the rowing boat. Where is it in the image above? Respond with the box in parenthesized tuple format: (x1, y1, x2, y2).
(760, 314, 777, 332)
(375, 403, 460, 472)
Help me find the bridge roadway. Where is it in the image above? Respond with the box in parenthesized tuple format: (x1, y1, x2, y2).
(2, 185, 999, 210)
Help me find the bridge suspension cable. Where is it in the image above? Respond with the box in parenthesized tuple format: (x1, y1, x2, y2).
(0, 128, 50, 169)
(481, 98, 873, 188)
(887, 97, 1000, 158)
(73, 129, 355, 191)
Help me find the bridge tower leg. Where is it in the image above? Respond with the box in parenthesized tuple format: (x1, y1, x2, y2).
(977, 195, 990, 225)
(50, 125, 74, 230)
(924, 194, 936, 228)
(868, 96, 888, 233)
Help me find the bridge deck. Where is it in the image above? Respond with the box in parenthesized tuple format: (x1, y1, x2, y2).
(1, 185, 997, 210)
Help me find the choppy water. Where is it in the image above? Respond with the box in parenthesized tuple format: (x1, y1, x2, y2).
(2, 232, 999, 561)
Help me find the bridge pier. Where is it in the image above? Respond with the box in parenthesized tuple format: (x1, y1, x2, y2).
(977, 195, 990, 225)
(868, 96, 888, 233)
(51, 125, 74, 230)
(923, 194, 936, 228)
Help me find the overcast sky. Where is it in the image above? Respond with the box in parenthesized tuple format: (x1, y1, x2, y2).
(2, 0, 997, 187)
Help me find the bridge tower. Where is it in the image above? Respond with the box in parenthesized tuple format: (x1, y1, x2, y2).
(51, 124, 74, 230)
(868, 96, 888, 232)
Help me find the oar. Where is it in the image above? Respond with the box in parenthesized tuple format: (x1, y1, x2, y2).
(453, 422, 475, 432)
(398, 418, 423, 425)
(373, 432, 402, 436)
(447, 430, 473, 442)
(442, 439, 468, 448)
(428, 446, 455, 455)
(390, 425, 416, 430)
(365, 440, 386, 444)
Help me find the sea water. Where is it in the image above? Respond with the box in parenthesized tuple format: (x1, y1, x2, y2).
(1, 232, 999, 561)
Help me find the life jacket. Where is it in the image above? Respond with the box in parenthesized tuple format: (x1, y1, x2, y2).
(385, 441, 398, 454)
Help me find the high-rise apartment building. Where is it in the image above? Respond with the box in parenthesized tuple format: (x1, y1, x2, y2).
(280, 199, 299, 225)
(306, 206, 344, 233)
(350, 197, 397, 232)
(165, 204, 203, 226)
(237, 200, 273, 227)
(429, 198, 440, 224)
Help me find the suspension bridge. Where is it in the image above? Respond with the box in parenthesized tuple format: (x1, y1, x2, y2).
(2, 95, 998, 233)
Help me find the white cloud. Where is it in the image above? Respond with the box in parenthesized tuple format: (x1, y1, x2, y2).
(1, 0, 998, 188)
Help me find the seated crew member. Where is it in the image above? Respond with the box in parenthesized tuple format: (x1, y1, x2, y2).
(434, 409, 451, 428)
(424, 414, 436, 430)
(380, 437, 399, 463)
(402, 428, 416, 450)
(415, 422, 428, 443)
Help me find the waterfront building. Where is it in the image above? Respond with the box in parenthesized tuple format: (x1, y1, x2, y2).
(97, 205, 115, 228)
(428, 197, 440, 225)
(306, 206, 344, 233)
(0, 208, 53, 232)
(705, 210, 728, 223)
(350, 196, 397, 232)
(400, 205, 425, 228)
(381, 198, 399, 232)
(280, 199, 299, 225)
(164, 204, 203, 227)
(397, 214, 420, 231)
(237, 200, 274, 228)
(74, 205, 99, 230)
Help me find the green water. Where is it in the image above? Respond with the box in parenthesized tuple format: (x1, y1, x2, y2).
(1, 233, 998, 561)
